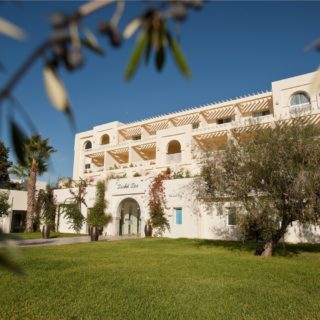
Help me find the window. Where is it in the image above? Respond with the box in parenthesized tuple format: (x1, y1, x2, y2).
(289, 92, 310, 107)
(175, 208, 182, 225)
(227, 207, 237, 226)
(217, 118, 232, 124)
(253, 110, 270, 117)
(101, 134, 110, 145)
(84, 141, 92, 150)
(132, 134, 141, 141)
(167, 140, 181, 154)
(85, 164, 91, 169)
(167, 140, 182, 164)
(192, 122, 200, 129)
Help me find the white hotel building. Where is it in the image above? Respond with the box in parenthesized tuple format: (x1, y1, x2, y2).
(55, 72, 320, 243)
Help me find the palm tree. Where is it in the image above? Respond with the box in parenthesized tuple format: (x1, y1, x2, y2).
(10, 164, 29, 180)
(24, 135, 56, 232)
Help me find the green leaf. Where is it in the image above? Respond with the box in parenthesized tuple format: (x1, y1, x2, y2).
(125, 30, 148, 81)
(0, 17, 26, 40)
(81, 29, 105, 57)
(43, 63, 70, 112)
(65, 108, 77, 133)
(167, 32, 191, 79)
(155, 23, 166, 72)
(155, 43, 165, 72)
(145, 26, 153, 65)
(81, 39, 105, 56)
(0, 254, 24, 276)
(9, 120, 27, 166)
(123, 18, 141, 39)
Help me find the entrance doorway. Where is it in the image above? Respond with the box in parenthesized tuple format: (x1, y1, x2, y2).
(118, 198, 141, 236)
(11, 210, 26, 233)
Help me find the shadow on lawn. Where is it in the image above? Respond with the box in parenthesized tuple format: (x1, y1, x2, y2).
(194, 239, 320, 257)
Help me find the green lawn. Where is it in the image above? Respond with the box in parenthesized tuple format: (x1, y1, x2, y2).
(0, 238, 319, 320)
(6, 232, 86, 240)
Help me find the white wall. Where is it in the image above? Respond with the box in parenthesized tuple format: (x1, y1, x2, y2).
(62, 72, 320, 242)
(0, 190, 27, 233)
(55, 176, 320, 243)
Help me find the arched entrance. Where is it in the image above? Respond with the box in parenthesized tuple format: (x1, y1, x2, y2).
(118, 198, 141, 236)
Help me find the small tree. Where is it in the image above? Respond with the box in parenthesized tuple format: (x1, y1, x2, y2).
(60, 179, 87, 233)
(19, 134, 56, 232)
(35, 187, 56, 228)
(87, 180, 112, 240)
(148, 173, 171, 236)
(10, 164, 28, 180)
(0, 141, 12, 187)
(0, 191, 10, 217)
(196, 120, 320, 257)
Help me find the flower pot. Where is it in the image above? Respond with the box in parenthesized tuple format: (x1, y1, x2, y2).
(90, 226, 99, 241)
(144, 224, 153, 237)
(42, 225, 51, 239)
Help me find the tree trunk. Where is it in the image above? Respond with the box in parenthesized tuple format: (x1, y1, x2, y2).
(90, 226, 99, 241)
(25, 159, 37, 232)
(56, 206, 61, 232)
(261, 221, 289, 257)
(261, 238, 278, 257)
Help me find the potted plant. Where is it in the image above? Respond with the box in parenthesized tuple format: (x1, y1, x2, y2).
(36, 187, 56, 239)
(144, 219, 153, 237)
(87, 181, 112, 241)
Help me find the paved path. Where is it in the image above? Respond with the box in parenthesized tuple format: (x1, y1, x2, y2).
(9, 235, 140, 247)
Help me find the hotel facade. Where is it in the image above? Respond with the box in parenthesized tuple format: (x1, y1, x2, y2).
(55, 72, 320, 243)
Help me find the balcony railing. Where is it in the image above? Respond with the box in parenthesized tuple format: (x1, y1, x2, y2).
(289, 103, 312, 114)
(167, 153, 181, 164)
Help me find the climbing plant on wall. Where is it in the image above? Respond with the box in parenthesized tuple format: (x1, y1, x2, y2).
(148, 173, 171, 236)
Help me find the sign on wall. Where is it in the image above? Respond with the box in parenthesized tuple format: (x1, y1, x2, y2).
(110, 178, 147, 195)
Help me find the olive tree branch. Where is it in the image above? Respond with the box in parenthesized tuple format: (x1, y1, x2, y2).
(0, 0, 115, 103)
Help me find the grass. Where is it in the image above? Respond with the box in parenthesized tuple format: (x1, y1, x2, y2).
(6, 232, 86, 240)
(0, 238, 319, 320)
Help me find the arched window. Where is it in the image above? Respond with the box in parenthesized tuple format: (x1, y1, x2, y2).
(167, 140, 181, 154)
(84, 140, 92, 150)
(290, 92, 310, 107)
(101, 134, 110, 145)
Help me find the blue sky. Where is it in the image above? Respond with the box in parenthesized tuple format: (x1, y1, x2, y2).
(1, 1, 320, 184)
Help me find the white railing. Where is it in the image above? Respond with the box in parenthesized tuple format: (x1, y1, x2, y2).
(192, 121, 234, 136)
(240, 114, 274, 127)
(289, 103, 312, 114)
(167, 153, 181, 164)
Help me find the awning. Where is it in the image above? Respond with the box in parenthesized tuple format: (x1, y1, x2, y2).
(85, 152, 104, 166)
(277, 114, 320, 127)
(232, 122, 272, 134)
(119, 126, 141, 139)
(238, 97, 272, 114)
(193, 130, 228, 141)
(171, 113, 199, 126)
(133, 142, 156, 160)
(202, 106, 234, 121)
(144, 120, 168, 134)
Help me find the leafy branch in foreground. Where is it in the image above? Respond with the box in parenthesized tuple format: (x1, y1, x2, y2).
(124, 9, 191, 80)
(0, 195, 24, 275)
(0, 0, 203, 165)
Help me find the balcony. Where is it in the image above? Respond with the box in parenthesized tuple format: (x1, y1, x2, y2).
(167, 153, 181, 164)
(289, 103, 312, 115)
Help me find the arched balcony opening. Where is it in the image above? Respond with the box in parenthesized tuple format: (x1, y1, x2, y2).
(167, 140, 181, 164)
(289, 92, 311, 109)
(84, 140, 92, 150)
(101, 134, 110, 145)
